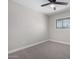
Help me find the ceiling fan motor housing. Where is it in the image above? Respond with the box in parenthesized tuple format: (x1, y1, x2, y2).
(48, 0, 56, 2)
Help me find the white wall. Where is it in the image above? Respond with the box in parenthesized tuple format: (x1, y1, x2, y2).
(8, 0, 48, 51)
(48, 11, 70, 44)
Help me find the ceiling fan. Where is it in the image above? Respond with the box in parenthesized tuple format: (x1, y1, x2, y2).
(41, 0, 68, 10)
(41, 0, 68, 7)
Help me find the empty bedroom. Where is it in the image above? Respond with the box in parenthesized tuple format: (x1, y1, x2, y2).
(8, 0, 70, 59)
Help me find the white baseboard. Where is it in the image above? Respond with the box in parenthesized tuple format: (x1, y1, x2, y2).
(8, 40, 48, 54)
(8, 39, 69, 54)
(49, 39, 70, 45)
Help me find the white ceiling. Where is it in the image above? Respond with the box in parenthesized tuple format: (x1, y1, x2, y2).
(11, 0, 70, 15)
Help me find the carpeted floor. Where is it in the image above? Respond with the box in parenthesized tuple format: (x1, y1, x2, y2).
(8, 41, 70, 59)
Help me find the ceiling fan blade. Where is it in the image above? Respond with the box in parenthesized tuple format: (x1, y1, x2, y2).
(54, 2, 68, 5)
(41, 3, 52, 7)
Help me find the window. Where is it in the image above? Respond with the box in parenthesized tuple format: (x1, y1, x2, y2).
(56, 17, 70, 29)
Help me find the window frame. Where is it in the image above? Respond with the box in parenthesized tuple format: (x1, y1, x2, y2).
(56, 17, 70, 29)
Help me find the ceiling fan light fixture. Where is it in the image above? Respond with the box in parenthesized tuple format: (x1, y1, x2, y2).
(50, 4, 55, 8)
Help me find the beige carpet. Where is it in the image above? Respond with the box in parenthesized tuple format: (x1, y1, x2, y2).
(8, 41, 70, 59)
